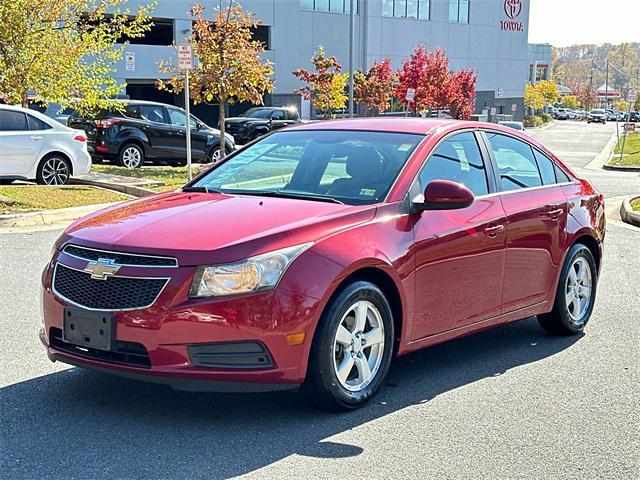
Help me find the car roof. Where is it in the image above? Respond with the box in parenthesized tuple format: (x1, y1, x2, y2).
(287, 117, 468, 135)
(0, 104, 67, 129)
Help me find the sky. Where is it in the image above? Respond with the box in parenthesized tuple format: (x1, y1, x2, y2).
(528, 0, 640, 47)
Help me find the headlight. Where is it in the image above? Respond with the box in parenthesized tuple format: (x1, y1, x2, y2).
(189, 243, 313, 298)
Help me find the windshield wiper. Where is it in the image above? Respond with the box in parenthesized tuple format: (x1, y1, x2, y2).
(231, 190, 344, 204)
(182, 186, 222, 193)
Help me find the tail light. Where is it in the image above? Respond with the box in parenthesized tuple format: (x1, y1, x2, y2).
(73, 134, 87, 143)
(94, 118, 121, 128)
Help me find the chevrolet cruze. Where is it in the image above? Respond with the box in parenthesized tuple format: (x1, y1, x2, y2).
(40, 119, 605, 410)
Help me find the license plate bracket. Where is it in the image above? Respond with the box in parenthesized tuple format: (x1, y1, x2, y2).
(63, 308, 114, 351)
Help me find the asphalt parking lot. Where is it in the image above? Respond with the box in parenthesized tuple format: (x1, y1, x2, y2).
(1, 121, 639, 479)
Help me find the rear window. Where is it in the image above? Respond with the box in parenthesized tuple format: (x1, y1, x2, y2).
(27, 115, 53, 131)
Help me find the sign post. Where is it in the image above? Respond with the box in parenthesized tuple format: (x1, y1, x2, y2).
(619, 88, 637, 164)
(178, 45, 194, 180)
(405, 88, 415, 117)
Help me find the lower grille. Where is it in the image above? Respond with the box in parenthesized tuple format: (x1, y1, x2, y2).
(53, 263, 168, 310)
(50, 327, 151, 368)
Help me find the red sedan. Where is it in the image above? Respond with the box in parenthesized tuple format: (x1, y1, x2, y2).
(40, 119, 605, 410)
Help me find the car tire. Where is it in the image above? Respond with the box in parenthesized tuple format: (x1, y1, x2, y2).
(538, 243, 597, 336)
(303, 280, 395, 411)
(206, 144, 231, 164)
(118, 143, 144, 169)
(36, 154, 72, 185)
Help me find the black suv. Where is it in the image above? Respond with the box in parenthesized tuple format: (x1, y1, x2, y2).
(69, 100, 235, 168)
(224, 107, 300, 144)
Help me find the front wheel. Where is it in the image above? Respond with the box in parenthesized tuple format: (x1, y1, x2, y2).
(304, 281, 394, 410)
(207, 144, 231, 164)
(538, 244, 597, 335)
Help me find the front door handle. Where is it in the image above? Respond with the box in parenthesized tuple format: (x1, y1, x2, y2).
(546, 208, 563, 220)
(484, 224, 505, 238)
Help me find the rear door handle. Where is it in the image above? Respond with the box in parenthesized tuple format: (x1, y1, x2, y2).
(30, 136, 43, 141)
(484, 224, 505, 237)
(546, 208, 563, 220)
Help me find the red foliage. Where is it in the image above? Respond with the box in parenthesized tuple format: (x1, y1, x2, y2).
(448, 68, 477, 120)
(395, 44, 477, 118)
(354, 58, 395, 113)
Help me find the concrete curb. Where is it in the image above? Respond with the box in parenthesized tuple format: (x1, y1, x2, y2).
(620, 196, 640, 228)
(603, 163, 640, 172)
(0, 202, 123, 229)
(71, 177, 158, 197)
(585, 131, 620, 171)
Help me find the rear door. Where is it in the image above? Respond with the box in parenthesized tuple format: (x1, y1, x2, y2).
(0, 109, 45, 175)
(411, 130, 507, 340)
(482, 130, 568, 313)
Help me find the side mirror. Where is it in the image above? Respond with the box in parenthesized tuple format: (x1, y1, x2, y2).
(415, 180, 475, 211)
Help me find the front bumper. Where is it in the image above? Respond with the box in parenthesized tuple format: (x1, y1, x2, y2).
(40, 249, 321, 391)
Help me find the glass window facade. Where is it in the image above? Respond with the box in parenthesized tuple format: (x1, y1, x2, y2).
(449, 0, 470, 23)
(382, 0, 430, 19)
(301, 0, 358, 14)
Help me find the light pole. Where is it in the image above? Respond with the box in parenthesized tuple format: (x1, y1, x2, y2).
(348, 0, 355, 117)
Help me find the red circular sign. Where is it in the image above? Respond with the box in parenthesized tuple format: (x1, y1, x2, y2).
(504, 0, 522, 19)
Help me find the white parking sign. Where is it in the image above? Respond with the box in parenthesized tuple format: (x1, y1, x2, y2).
(178, 45, 193, 71)
(629, 88, 638, 103)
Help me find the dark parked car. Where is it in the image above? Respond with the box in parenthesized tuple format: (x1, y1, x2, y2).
(69, 100, 235, 168)
(41, 118, 605, 410)
(224, 107, 300, 144)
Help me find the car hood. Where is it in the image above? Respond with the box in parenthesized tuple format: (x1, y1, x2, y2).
(58, 192, 376, 266)
(225, 117, 268, 125)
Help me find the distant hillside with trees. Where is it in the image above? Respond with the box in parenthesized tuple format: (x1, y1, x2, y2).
(552, 43, 640, 104)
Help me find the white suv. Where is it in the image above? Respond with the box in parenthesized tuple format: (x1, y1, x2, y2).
(0, 105, 91, 185)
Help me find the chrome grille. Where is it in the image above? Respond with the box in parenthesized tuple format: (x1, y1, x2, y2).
(53, 264, 168, 311)
(63, 245, 178, 267)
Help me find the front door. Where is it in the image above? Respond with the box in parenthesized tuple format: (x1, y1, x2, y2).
(411, 131, 506, 340)
(482, 131, 568, 313)
(166, 107, 208, 161)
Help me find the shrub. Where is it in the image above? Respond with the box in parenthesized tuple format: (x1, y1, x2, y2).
(540, 113, 553, 123)
(523, 116, 537, 127)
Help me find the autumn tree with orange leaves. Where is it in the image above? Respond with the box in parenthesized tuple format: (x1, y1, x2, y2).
(353, 58, 395, 115)
(158, 2, 273, 158)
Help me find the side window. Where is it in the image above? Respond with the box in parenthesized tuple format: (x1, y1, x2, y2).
(168, 108, 189, 127)
(486, 133, 542, 191)
(139, 105, 168, 124)
(27, 115, 53, 131)
(532, 149, 557, 185)
(0, 110, 29, 131)
(419, 131, 489, 196)
(271, 110, 284, 121)
(555, 164, 571, 183)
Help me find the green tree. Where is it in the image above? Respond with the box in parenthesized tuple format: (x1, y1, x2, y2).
(293, 46, 348, 118)
(0, 0, 153, 114)
(158, 2, 273, 159)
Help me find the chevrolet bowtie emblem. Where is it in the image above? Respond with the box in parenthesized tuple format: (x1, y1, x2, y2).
(84, 258, 121, 280)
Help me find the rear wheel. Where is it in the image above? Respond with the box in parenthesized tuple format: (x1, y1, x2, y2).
(118, 143, 144, 169)
(304, 281, 394, 410)
(538, 244, 597, 335)
(36, 155, 71, 185)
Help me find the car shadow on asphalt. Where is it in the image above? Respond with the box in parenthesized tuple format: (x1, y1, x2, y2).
(1, 317, 582, 479)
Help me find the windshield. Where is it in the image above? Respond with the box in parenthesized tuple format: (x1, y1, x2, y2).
(244, 108, 273, 119)
(591, 110, 605, 114)
(190, 130, 424, 205)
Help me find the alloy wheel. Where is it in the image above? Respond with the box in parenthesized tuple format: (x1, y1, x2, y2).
(210, 148, 222, 163)
(332, 300, 385, 392)
(122, 146, 142, 168)
(565, 257, 592, 326)
(41, 157, 70, 185)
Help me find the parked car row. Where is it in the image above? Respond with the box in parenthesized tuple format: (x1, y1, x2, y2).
(552, 106, 638, 123)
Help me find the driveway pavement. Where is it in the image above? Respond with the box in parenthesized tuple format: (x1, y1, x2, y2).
(1, 121, 639, 479)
